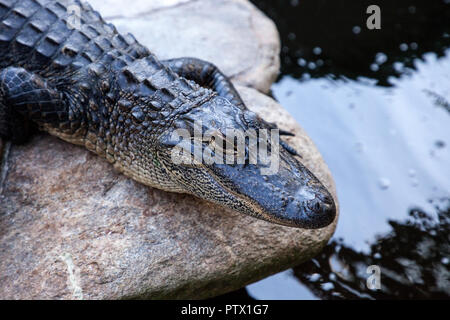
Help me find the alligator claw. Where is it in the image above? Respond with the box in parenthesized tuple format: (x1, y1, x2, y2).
(281, 140, 302, 158)
(279, 129, 295, 136)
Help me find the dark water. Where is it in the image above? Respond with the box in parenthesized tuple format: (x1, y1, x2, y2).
(240, 0, 450, 299)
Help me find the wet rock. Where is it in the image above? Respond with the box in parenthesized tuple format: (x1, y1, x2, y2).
(0, 0, 338, 299)
(91, 0, 281, 94)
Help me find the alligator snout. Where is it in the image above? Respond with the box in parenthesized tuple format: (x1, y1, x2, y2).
(285, 192, 336, 229)
(200, 147, 337, 229)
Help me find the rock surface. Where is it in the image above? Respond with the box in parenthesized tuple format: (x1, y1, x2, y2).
(0, 0, 338, 299)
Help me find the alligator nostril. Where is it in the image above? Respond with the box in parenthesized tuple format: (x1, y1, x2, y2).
(316, 192, 333, 205)
(314, 201, 321, 211)
(307, 195, 334, 214)
(307, 199, 321, 212)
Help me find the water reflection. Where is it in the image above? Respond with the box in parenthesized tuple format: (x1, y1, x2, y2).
(294, 199, 450, 299)
(246, 0, 450, 299)
(273, 55, 450, 250)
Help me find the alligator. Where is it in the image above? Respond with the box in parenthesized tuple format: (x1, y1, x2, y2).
(0, 0, 336, 229)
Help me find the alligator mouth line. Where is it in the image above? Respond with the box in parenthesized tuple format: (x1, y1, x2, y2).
(199, 160, 336, 229)
(203, 165, 280, 224)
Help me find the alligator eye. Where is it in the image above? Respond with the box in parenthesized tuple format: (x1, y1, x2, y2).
(202, 130, 235, 157)
(242, 110, 258, 127)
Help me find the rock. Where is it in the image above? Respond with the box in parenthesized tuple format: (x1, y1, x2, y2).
(0, 86, 338, 300)
(87, 0, 191, 19)
(0, 0, 338, 299)
(89, 0, 281, 94)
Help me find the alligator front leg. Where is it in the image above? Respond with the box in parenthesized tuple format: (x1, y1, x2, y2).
(0, 67, 72, 144)
(163, 57, 300, 156)
(161, 57, 246, 109)
(162, 57, 297, 145)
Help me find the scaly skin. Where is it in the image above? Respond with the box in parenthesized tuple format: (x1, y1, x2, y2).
(0, 0, 336, 228)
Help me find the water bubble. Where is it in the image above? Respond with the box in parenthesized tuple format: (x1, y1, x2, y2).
(378, 177, 391, 190)
(442, 257, 449, 265)
(287, 32, 296, 41)
(316, 59, 324, 67)
(329, 273, 337, 281)
(387, 76, 396, 85)
(309, 273, 321, 282)
(408, 169, 416, 177)
(410, 42, 418, 50)
(297, 58, 306, 67)
(400, 43, 408, 51)
(408, 6, 416, 14)
(321, 282, 335, 291)
(352, 26, 361, 34)
(313, 47, 322, 55)
(411, 179, 419, 187)
(393, 62, 404, 72)
(370, 63, 379, 72)
(373, 252, 382, 259)
(308, 62, 316, 70)
(375, 52, 388, 65)
(290, 0, 299, 6)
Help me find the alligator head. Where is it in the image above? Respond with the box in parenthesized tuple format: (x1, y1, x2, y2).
(157, 96, 336, 229)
